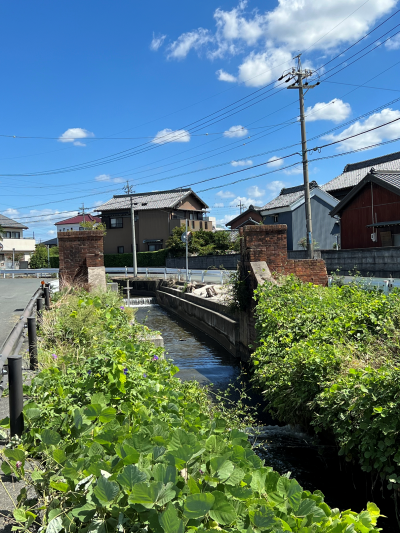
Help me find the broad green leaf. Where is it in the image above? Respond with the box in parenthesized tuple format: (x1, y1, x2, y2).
(287, 479, 302, 510)
(89, 442, 104, 457)
(209, 490, 236, 525)
(152, 464, 176, 484)
(50, 481, 69, 492)
(73, 409, 82, 430)
(48, 510, 60, 522)
(128, 434, 153, 453)
(170, 428, 196, 449)
(225, 467, 245, 486)
(367, 502, 380, 524)
(53, 449, 67, 464)
(13, 509, 27, 523)
(41, 429, 61, 446)
(226, 485, 253, 500)
(91, 393, 107, 406)
(71, 503, 96, 521)
(84, 404, 103, 420)
(46, 516, 63, 533)
(187, 476, 200, 494)
(250, 505, 275, 529)
(0, 416, 10, 428)
(99, 407, 116, 423)
(4, 449, 25, 464)
(183, 492, 215, 520)
(1, 461, 12, 476)
(210, 456, 234, 482)
(117, 465, 148, 491)
(296, 499, 318, 517)
(265, 471, 280, 493)
(24, 408, 41, 420)
(250, 468, 268, 494)
(159, 502, 184, 533)
(93, 475, 119, 504)
(128, 481, 175, 509)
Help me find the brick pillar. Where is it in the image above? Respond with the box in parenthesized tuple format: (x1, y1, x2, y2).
(58, 231, 106, 291)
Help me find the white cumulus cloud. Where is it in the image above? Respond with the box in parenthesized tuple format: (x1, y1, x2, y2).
(265, 180, 286, 197)
(94, 174, 125, 184)
(47, 230, 56, 235)
(167, 28, 212, 59)
(216, 190, 235, 198)
(216, 69, 237, 82)
(322, 108, 400, 150)
(305, 99, 351, 123)
(268, 156, 284, 168)
(231, 159, 253, 166)
(3, 208, 19, 217)
(283, 166, 303, 175)
(58, 128, 94, 146)
(247, 185, 264, 198)
(150, 32, 166, 51)
(224, 125, 248, 138)
(152, 128, 191, 144)
(214, 202, 224, 207)
(229, 195, 255, 207)
(385, 34, 400, 50)
(237, 48, 293, 87)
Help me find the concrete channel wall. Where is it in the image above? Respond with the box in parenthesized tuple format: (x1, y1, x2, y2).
(289, 247, 400, 277)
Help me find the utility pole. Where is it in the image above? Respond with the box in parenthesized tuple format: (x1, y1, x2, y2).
(123, 181, 138, 277)
(237, 200, 245, 214)
(283, 54, 320, 259)
(80, 203, 86, 225)
(185, 219, 189, 282)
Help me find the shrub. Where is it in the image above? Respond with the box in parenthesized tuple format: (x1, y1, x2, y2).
(50, 256, 59, 268)
(29, 244, 49, 268)
(252, 274, 400, 498)
(105, 249, 168, 267)
(0, 290, 381, 532)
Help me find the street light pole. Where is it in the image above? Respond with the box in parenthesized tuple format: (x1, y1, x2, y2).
(123, 182, 138, 277)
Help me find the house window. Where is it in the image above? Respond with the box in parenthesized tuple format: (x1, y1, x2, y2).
(12, 232, 20, 238)
(111, 218, 123, 228)
(189, 212, 195, 220)
(205, 222, 208, 230)
(272, 214, 279, 223)
(191, 220, 195, 229)
(199, 221, 203, 229)
(117, 246, 124, 254)
(148, 243, 162, 251)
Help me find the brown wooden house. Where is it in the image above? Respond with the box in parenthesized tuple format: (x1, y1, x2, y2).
(330, 169, 400, 249)
(96, 189, 210, 254)
(225, 205, 263, 229)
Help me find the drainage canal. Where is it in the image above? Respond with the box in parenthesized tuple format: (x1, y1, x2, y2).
(134, 301, 397, 531)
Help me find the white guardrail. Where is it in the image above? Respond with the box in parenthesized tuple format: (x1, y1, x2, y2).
(1, 268, 399, 292)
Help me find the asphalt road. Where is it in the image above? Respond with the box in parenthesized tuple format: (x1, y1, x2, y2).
(0, 278, 43, 350)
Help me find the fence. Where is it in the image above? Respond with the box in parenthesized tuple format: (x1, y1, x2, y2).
(106, 266, 231, 284)
(0, 283, 51, 436)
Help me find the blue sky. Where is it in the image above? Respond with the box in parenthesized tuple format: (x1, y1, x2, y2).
(1, 0, 400, 241)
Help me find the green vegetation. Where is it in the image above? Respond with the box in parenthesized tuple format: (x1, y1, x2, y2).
(29, 244, 49, 268)
(105, 249, 169, 267)
(0, 288, 381, 532)
(80, 220, 107, 234)
(252, 275, 400, 496)
(166, 226, 239, 257)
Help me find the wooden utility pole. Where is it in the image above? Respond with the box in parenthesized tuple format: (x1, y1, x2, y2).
(123, 182, 138, 277)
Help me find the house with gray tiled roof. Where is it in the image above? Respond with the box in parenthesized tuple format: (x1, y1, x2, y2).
(259, 181, 340, 250)
(225, 205, 263, 229)
(96, 189, 209, 254)
(330, 169, 400, 249)
(322, 150, 400, 200)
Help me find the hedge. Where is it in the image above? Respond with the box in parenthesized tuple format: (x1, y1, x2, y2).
(104, 249, 168, 267)
(48, 250, 168, 269)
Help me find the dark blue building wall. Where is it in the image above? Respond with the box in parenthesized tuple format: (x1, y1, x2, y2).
(263, 196, 339, 251)
(263, 211, 294, 249)
(292, 196, 339, 250)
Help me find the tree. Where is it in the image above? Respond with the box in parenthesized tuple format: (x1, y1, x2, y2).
(29, 245, 48, 268)
(165, 226, 240, 257)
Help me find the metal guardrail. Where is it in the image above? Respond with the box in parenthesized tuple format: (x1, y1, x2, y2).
(106, 267, 230, 284)
(0, 268, 59, 278)
(0, 283, 50, 436)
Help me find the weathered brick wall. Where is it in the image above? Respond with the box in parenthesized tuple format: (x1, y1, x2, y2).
(240, 225, 328, 286)
(58, 231, 105, 290)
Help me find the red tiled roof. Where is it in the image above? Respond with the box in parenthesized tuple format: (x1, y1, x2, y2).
(55, 214, 101, 225)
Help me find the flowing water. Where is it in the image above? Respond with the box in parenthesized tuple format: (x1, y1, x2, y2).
(134, 302, 398, 531)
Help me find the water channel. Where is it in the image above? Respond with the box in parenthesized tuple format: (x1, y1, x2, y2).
(134, 301, 397, 531)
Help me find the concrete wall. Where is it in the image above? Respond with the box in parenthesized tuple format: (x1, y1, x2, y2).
(288, 247, 400, 277)
(166, 254, 240, 270)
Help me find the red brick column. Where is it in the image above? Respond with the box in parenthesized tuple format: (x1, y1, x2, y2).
(58, 231, 105, 289)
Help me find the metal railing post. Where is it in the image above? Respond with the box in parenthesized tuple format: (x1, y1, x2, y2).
(189, 270, 192, 283)
(27, 317, 38, 370)
(383, 280, 389, 295)
(146, 268, 148, 279)
(178, 269, 181, 282)
(328, 276, 332, 287)
(44, 287, 50, 310)
(201, 271, 205, 283)
(36, 297, 44, 326)
(12, 273, 14, 279)
(8, 355, 24, 437)
(125, 266, 127, 278)
(220, 271, 224, 284)
(164, 268, 167, 280)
